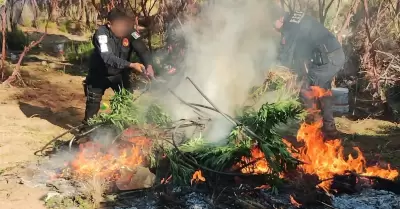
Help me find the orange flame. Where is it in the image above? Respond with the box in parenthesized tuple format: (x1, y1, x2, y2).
(238, 86, 399, 191)
(69, 136, 152, 181)
(289, 195, 302, 208)
(239, 147, 272, 174)
(294, 119, 399, 190)
(191, 170, 206, 185)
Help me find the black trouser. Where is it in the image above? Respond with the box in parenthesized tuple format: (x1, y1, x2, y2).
(83, 71, 133, 123)
(299, 48, 345, 131)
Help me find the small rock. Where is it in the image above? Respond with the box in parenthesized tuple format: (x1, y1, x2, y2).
(49, 63, 57, 69)
(104, 194, 117, 202)
(46, 178, 78, 197)
(41, 61, 48, 66)
(10, 53, 18, 62)
(45, 191, 61, 202)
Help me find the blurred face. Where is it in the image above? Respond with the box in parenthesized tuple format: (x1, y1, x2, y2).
(274, 17, 284, 32)
(109, 18, 131, 38)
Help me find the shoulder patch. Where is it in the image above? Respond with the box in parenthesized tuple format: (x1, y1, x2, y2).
(122, 38, 129, 47)
(289, 11, 305, 24)
(100, 43, 108, 52)
(131, 31, 140, 39)
(98, 35, 108, 44)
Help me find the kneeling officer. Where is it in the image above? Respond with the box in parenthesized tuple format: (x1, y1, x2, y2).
(83, 8, 154, 123)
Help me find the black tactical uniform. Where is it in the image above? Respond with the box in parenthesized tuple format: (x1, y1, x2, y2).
(83, 25, 151, 122)
(278, 11, 345, 136)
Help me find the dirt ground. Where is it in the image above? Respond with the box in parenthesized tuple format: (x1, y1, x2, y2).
(0, 31, 399, 209)
(0, 61, 86, 208)
(0, 30, 112, 209)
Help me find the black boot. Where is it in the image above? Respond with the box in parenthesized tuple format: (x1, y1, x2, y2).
(78, 120, 90, 134)
(300, 85, 318, 124)
(322, 123, 339, 139)
(319, 95, 339, 139)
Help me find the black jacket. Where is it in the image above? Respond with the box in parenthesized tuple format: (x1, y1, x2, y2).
(88, 25, 151, 81)
(279, 12, 341, 69)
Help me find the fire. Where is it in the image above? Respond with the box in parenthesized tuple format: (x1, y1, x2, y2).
(191, 170, 206, 185)
(289, 195, 302, 208)
(238, 86, 399, 191)
(239, 147, 272, 174)
(294, 120, 398, 190)
(69, 136, 152, 181)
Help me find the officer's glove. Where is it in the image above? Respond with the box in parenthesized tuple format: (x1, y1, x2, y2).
(129, 63, 145, 73)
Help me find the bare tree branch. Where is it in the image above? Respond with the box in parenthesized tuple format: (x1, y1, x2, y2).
(338, 0, 361, 44)
(2, 21, 48, 86)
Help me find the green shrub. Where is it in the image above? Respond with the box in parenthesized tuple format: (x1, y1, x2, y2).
(65, 41, 94, 63)
(59, 23, 68, 33)
(21, 18, 33, 27)
(150, 33, 164, 49)
(38, 20, 57, 30)
(59, 20, 74, 33)
(0, 28, 28, 50)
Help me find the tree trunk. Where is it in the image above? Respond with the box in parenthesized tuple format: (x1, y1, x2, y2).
(7, 0, 17, 31)
(1, 6, 6, 80)
(48, 0, 60, 21)
(81, 0, 88, 24)
(337, 0, 361, 44)
(318, 0, 335, 24)
(78, 0, 83, 21)
(84, 2, 90, 26)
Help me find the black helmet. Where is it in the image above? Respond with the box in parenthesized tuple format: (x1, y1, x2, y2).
(107, 8, 129, 22)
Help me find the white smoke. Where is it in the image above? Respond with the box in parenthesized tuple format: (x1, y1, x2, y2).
(162, 0, 279, 143)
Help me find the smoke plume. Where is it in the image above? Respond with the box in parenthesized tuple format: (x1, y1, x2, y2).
(162, 0, 279, 143)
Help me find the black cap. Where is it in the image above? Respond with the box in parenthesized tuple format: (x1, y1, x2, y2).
(107, 8, 129, 22)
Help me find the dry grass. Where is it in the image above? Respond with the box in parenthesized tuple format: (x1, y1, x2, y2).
(245, 65, 300, 110)
(79, 175, 110, 208)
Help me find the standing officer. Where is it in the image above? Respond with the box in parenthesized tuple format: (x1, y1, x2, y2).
(83, 8, 154, 124)
(269, 6, 345, 139)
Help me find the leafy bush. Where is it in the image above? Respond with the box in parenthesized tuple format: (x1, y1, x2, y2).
(59, 20, 74, 33)
(37, 20, 58, 30)
(89, 89, 171, 130)
(0, 28, 28, 50)
(168, 99, 303, 184)
(65, 41, 94, 63)
(59, 23, 68, 33)
(89, 89, 141, 130)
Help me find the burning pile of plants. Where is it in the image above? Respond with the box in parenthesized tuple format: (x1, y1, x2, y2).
(38, 71, 399, 209)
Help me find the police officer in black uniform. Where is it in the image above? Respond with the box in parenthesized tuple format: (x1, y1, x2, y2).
(270, 6, 345, 139)
(83, 8, 154, 124)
